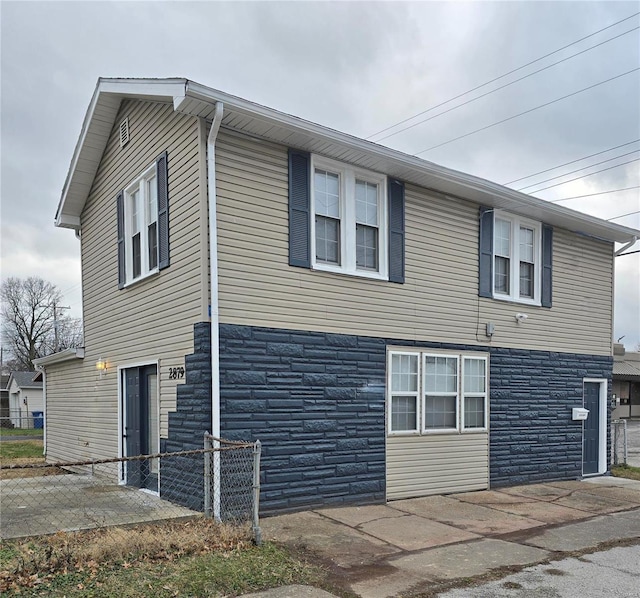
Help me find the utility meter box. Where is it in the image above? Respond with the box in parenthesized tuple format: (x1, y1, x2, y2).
(572, 407, 589, 421)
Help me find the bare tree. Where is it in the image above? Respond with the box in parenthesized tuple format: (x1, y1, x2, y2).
(0, 277, 82, 371)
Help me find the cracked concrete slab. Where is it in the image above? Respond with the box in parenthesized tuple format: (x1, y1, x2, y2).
(482, 500, 591, 524)
(359, 513, 480, 551)
(454, 489, 538, 506)
(524, 508, 640, 551)
(390, 538, 550, 580)
(497, 483, 574, 501)
(316, 504, 405, 527)
(554, 491, 636, 514)
(576, 484, 640, 505)
(261, 511, 400, 568)
(391, 495, 545, 535)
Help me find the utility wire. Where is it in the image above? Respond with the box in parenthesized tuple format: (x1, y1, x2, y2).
(515, 149, 640, 191)
(608, 210, 640, 221)
(415, 67, 640, 155)
(503, 139, 640, 185)
(366, 11, 640, 140)
(370, 26, 639, 143)
(528, 157, 640, 194)
(618, 250, 640, 255)
(549, 186, 640, 202)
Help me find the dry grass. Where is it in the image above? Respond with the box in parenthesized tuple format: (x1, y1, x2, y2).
(612, 464, 640, 481)
(0, 518, 253, 593)
(0, 440, 64, 480)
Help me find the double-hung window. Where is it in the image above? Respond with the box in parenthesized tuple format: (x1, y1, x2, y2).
(388, 350, 488, 435)
(493, 212, 541, 304)
(117, 152, 169, 289)
(311, 156, 387, 279)
(124, 165, 159, 284)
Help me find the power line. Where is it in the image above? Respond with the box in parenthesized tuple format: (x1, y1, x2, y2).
(366, 11, 640, 140)
(528, 157, 640, 194)
(549, 186, 640, 202)
(415, 67, 640, 155)
(503, 139, 640, 185)
(608, 210, 640, 221)
(515, 149, 640, 191)
(618, 250, 640, 256)
(370, 26, 639, 143)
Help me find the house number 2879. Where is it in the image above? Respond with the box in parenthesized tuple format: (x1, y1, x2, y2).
(168, 367, 185, 380)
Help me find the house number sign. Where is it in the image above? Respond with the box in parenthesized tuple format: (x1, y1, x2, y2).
(168, 367, 185, 380)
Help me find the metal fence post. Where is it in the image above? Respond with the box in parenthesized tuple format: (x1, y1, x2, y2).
(204, 433, 212, 518)
(623, 419, 628, 465)
(252, 439, 262, 545)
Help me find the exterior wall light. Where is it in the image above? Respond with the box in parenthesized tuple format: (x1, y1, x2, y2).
(96, 358, 107, 372)
(515, 313, 529, 323)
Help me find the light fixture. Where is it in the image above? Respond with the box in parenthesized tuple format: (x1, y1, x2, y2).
(96, 358, 107, 372)
(515, 313, 529, 323)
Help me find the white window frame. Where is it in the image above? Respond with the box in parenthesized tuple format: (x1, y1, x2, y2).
(492, 211, 542, 306)
(310, 155, 388, 280)
(387, 348, 489, 436)
(123, 163, 159, 286)
(387, 351, 421, 435)
(423, 353, 459, 434)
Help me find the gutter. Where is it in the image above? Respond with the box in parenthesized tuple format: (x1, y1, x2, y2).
(34, 364, 46, 455)
(207, 101, 224, 520)
(614, 236, 637, 256)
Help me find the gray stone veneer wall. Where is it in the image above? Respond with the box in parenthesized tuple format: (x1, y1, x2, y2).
(160, 322, 212, 510)
(218, 324, 612, 513)
(163, 323, 612, 513)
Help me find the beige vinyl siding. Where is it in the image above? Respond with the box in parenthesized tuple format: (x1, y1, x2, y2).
(216, 130, 613, 356)
(45, 100, 203, 465)
(386, 433, 489, 500)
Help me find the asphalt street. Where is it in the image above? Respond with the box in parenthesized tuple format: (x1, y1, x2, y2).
(439, 543, 640, 597)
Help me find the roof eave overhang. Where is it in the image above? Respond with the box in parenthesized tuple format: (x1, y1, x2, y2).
(33, 347, 85, 367)
(56, 77, 640, 244)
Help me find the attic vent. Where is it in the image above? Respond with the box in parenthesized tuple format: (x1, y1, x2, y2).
(119, 118, 130, 148)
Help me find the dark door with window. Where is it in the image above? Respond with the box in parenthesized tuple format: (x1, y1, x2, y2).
(124, 365, 158, 491)
(583, 382, 600, 475)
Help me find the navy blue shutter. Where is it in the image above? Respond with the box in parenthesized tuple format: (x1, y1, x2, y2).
(288, 149, 311, 268)
(117, 191, 125, 289)
(541, 224, 553, 308)
(478, 207, 494, 298)
(157, 151, 170, 270)
(388, 179, 405, 283)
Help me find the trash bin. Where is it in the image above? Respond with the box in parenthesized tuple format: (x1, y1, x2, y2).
(32, 411, 44, 429)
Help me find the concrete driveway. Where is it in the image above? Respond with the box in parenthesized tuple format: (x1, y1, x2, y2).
(262, 477, 640, 598)
(1, 473, 196, 539)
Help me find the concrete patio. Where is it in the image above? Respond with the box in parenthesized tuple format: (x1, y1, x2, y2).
(261, 477, 640, 598)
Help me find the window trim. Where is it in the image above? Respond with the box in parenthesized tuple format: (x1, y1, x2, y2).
(492, 211, 542, 306)
(123, 163, 160, 287)
(310, 155, 388, 281)
(387, 348, 489, 437)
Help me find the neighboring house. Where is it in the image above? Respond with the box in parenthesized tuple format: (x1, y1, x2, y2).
(7, 371, 44, 429)
(35, 78, 640, 513)
(611, 344, 640, 419)
(0, 374, 9, 428)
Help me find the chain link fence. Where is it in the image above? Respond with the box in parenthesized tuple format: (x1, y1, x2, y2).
(0, 434, 261, 542)
(611, 419, 628, 466)
(1, 410, 44, 430)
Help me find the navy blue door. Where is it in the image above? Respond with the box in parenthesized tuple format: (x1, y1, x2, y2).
(124, 365, 158, 491)
(583, 382, 600, 475)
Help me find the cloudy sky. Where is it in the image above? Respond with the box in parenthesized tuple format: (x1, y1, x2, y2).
(1, 1, 639, 348)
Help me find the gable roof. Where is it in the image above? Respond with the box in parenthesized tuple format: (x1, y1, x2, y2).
(57, 77, 639, 245)
(8, 371, 43, 390)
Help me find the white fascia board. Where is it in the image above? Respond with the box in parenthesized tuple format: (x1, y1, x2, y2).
(55, 78, 188, 229)
(33, 348, 85, 367)
(184, 81, 640, 244)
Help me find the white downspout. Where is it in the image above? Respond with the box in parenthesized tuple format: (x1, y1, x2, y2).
(35, 365, 46, 455)
(207, 102, 224, 520)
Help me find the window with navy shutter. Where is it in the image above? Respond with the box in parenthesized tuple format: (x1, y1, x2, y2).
(479, 206, 552, 307)
(289, 149, 405, 282)
(117, 152, 169, 287)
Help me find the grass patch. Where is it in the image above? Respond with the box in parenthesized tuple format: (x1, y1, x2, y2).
(0, 519, 323, 596)
(0, 428, 43, 437)
(0, 440, 44, 461)
(611, 464, 640, 481)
